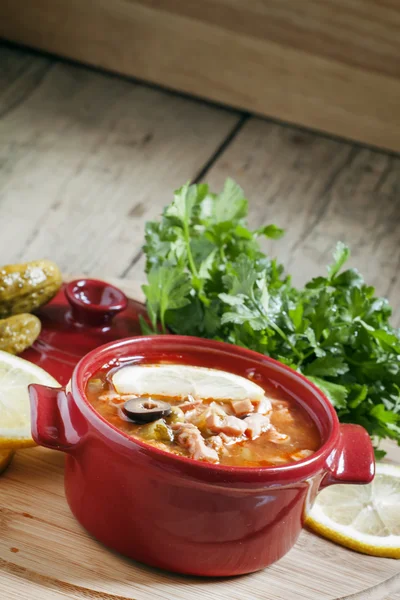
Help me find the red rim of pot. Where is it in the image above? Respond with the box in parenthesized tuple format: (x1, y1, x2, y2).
(71, 335, 339, 483)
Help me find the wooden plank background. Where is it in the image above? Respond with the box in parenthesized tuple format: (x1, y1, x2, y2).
(0, 0, 400, 151)
(0, 41, 400, 599)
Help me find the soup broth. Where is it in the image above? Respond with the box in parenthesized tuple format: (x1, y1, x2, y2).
(86, 363, 321, 467)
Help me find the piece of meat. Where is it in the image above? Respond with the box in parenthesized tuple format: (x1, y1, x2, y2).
(244, 413, 271, 439)
(219, 432, 238, 444)
(265, 426, 289, 444)
(206, 432, 241, 455)
(172, 423, 219, 463)
(184, 402, 209, 425)
(217, 402, 234, 416)
(231, 398, 254, 417)
(206, 435, 224, 452)
(179, 395, 202, 412)
(206, 403, 247, 437)
(252, 396, 272, 415)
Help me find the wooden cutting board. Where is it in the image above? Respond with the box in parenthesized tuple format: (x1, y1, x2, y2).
(1, 278, 399, 600)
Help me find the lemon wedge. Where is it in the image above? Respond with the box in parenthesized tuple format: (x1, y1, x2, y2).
(306, 462, 400, 558)
(0, 449, 14, 474)
(112, 364, 267, 403)
(0, 350, 59, 449)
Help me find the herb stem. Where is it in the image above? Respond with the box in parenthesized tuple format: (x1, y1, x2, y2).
(182, 222, 212, 308)
(159, 308, 166, 334)
(297, 348, 317, 366)
(270, 321, 303, 360)
(183, 222, 199, 280)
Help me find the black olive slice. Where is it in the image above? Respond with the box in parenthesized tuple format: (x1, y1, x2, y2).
(122, 397, 172, 423)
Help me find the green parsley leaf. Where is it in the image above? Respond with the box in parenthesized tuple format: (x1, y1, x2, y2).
(370, 404, 400, 424)
(328, 241, 350, 281)
(142, 263, 191, 333)
(213, 178, 248, 223)
(256, 224, 285, 240)
(374, 449, 387, 460)
(303, 356, 349, 378)
(306, 377, 349, 409)
(166, 182, 205, 224)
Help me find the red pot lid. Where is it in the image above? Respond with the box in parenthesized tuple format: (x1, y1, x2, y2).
(21, 279, 147, 385)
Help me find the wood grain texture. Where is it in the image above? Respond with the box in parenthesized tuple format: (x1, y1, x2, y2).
(0, 43, 239, 276)
(0, 278, 399, 600)
(1, 0, 400, 150)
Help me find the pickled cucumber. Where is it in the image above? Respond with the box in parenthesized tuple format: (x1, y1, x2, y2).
(0, 260, 62, 318)
(141, 419, 174, 442)
(166, 406, 185, 424)
(0, 313, 41, 355)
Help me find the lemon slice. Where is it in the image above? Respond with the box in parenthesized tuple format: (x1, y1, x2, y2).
(0, 350, 59, 449)
(112, 364, 267, 403)
(0, 449, 14, 474)
(306, 462, 400, 558)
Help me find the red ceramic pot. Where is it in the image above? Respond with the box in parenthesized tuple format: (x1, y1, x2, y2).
(29, 336, 375, 577)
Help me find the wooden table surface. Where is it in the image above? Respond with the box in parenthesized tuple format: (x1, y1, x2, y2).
(1, 42, 400, 598)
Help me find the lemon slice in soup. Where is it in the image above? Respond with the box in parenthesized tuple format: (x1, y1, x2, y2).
(112, 364, 268, 404)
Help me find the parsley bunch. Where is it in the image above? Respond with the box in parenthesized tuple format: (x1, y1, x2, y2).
(142, 179, 400, 456)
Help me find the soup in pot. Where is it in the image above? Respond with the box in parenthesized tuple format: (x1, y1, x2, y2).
(86, 363, 321, 467)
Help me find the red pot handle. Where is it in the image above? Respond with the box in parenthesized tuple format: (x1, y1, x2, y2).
(321, 423, 375, 488)
(29, 384, 86, 451)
